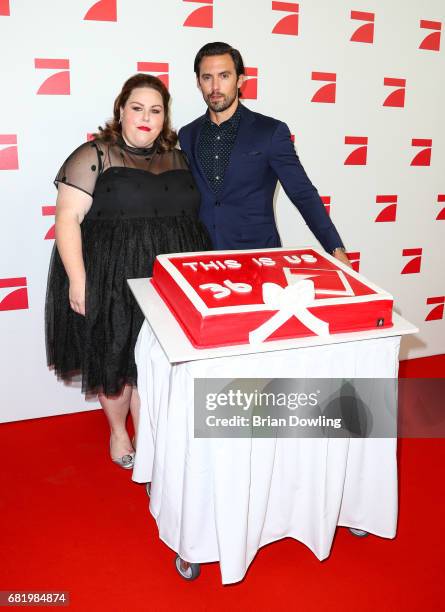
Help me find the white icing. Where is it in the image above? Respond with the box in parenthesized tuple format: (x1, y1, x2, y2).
(199, 283, 231, 299)
(249, 280, 330, 344)
(182, 262, 199, 271)
(199, 280, 252, 299)
(283, 255, 302, 264)
(223, 280, 252, 294)
(224, 259, 242, 269)
(199, 261, 221, 271)
(155, 248, 393, 316)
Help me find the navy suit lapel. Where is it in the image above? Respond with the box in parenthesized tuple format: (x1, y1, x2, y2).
(221, 104, 255, 197)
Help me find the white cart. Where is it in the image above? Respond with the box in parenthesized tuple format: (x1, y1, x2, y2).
(129, 278, 417, 584)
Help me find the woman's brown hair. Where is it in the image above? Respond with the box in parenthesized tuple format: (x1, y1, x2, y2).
(94, 73, 177, 151)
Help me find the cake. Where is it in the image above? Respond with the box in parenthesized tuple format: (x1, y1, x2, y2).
(151, 247, 393, 348)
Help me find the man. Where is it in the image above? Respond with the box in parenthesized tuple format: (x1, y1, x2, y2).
(179, 42, 349, 265)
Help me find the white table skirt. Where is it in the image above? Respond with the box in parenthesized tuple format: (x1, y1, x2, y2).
(133, 321, 400, 584)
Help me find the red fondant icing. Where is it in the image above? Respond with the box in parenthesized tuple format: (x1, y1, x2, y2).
(152, 248, 393, 348)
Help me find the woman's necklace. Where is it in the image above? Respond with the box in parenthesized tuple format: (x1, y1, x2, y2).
(117, 135, 158, 170)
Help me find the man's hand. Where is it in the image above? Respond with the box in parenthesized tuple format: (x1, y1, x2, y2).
(332, 248, 352, 268)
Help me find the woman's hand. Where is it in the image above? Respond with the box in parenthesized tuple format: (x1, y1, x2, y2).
(69, 279, 86, 315)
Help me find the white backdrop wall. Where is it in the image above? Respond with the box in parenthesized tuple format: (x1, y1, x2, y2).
(0, 0, 444, 423)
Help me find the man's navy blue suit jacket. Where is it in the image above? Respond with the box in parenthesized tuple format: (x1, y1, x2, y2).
(178, 104, 344, 253)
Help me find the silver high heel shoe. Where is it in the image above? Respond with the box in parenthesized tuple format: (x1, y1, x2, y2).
(112, 452, 135, 470)
(110, 437, 135, 470)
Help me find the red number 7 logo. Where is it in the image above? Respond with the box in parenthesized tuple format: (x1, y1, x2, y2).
(0, 278, 29, 311)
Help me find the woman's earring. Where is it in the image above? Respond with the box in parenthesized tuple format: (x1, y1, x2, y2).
(119, 116, 122, 124)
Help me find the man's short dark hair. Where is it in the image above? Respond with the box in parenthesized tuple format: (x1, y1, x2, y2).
(194, 42, 245, 79)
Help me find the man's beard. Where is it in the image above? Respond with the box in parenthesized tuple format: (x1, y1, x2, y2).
(205, 89, 237, 113)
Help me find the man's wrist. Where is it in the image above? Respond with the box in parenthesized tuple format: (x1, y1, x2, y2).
(331, 246, 346, 256)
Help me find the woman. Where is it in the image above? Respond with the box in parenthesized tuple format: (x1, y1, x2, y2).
(45, 74, 211, 468)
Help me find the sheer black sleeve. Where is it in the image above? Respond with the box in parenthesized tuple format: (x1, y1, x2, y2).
(54, 141, 102, 196)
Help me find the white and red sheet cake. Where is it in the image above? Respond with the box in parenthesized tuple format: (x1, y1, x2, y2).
(151, 247, 393, 348)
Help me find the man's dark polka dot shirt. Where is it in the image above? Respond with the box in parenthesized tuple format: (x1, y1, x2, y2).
(197, 104, 241, 193)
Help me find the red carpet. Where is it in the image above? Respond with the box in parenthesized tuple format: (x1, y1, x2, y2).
(398, 353, 445, 378)
(1, 355, 444, 611)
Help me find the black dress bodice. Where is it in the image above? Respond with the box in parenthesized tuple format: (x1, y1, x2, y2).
(88, 167, 201, 220)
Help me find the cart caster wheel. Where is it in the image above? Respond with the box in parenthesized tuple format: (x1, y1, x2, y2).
(349, 528, 369, 537)
(145, 482, 151, 498)
(175, 555, 201, 581)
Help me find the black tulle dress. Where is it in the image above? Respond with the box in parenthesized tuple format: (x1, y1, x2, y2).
(45, 137, 212, 395)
